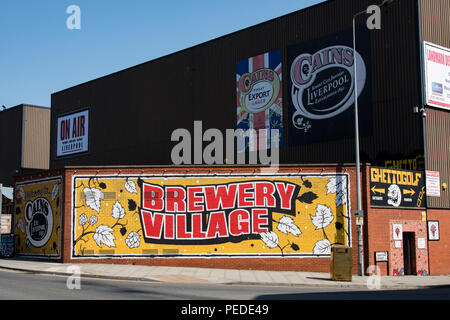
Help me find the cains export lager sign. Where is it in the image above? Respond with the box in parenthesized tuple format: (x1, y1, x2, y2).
(71, 173, 351, 258)
(238, 68, 281, 114)
(237, 50, 283, 150)
(288, 28, 372, 145)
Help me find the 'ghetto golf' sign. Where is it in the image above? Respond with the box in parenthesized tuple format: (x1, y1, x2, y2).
(369, 167, 426, 208)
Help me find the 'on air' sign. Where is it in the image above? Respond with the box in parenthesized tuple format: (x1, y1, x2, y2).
(56, 109, 89, 158)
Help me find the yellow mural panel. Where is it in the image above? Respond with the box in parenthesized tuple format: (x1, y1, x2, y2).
(72, 174, 350, 258)
(15, 177, 62, 257)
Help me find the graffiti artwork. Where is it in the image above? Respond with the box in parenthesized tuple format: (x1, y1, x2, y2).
(71, 174, 351, 258)
(14, 177, 62, 257)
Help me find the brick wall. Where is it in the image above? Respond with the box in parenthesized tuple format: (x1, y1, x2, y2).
(366, 207, 431, 276)
(427, 209, 450, 275)
(59, 165, 359, 272)
(14, 165, 449, 275)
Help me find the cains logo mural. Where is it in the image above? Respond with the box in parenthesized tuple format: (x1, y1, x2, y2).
(288, 28, 372, 145)
(237, 50, 283, 150)
(15, 178, 62, 257)
(72, 174, 351, 258)
(25, 198, 53, 248)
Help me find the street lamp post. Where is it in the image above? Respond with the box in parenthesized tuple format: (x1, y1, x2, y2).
(352, 0, 395, 276)
(352, 8, 366, 277)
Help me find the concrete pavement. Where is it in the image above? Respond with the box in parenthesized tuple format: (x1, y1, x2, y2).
(0, 257, 449, 290)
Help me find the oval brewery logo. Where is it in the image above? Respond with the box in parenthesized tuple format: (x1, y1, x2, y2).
(290, 45, 366, 127)
(238, 68, 281, 114)
(25, 198, 53, 249)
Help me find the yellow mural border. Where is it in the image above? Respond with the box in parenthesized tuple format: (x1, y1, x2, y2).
(71, 173, 351, 259)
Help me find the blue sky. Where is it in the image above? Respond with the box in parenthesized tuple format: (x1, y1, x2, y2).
(0, 0, 323, 109)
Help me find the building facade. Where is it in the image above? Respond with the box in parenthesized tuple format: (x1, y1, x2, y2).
(11, 0, 450, 274)
(0, 104, 50, 187)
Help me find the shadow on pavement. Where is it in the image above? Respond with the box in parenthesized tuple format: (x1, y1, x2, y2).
(255, 285, 450, 300)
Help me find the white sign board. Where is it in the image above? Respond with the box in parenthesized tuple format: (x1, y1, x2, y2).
(423, 42, 450, 110)
(392, 224, 403, 241)
(426, 170, 440, 197)
(417, 238, 426, 249)
(427, 221, 440, 241)
(56, 109, 89, 157)
(375, 251, 388, 262)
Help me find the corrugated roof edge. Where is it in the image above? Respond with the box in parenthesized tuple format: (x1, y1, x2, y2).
(1, 104, 49, 112)
(51, 0, 335, 96)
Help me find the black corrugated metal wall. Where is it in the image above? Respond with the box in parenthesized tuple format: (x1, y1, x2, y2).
(50, 0, 423, 172)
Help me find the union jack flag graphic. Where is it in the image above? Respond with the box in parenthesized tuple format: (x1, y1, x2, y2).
(236, 50, 282, 151)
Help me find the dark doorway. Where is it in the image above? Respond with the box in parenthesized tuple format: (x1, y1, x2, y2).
(403, 232, 417, 275)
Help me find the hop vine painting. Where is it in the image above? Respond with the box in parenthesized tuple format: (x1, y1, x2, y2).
(72, 174, 350, 257)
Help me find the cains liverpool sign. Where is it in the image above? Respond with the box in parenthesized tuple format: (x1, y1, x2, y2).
(287, 28, 372, 145)
(290, 45, 365, 122)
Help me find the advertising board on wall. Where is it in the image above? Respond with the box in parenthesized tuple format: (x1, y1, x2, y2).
(369, 167, 426, 208)
(56, 108, 89, 158)
(236, 50, 283, 150)
(425, 170, 441, 197)
(71, 173, 351, 258)
(423, 42, 450, 110)
(287, 27, 372, 145)
(14, 177, 62, 257)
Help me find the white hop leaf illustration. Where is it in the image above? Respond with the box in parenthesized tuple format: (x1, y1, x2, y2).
(326, 176, 347, 207)
(125, 232, 140, 249)
(79, 213, 88, 226)
(17, 219, 25, 233)
(313, 239, 331, 255)
(19, 187, 25, 200)
(124, 180, 138, 194)
(310, 204, 334, 230)
(260, 231, 279, 249)
(277, 216, 301, 236)
(93, 225, 116, 248)
(112, 201, 125, 219)
(83, 188, 104, 213)
(51, 183, 59, 201)
(89, 215, 98, 226)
